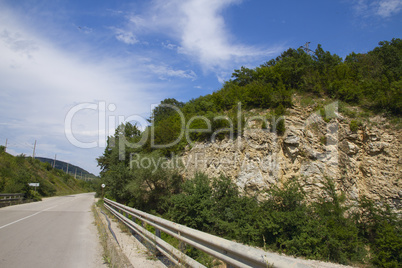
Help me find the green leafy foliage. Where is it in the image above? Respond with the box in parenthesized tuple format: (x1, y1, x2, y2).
(0, 151, 93, 198)
(98, 156, 401, 267)
(350, 120, 363, 132)
(98, 39, 401, 164)
(96, 38, 402, 267)
(165, 176, 399, 266)
(356, 197, 402, 267)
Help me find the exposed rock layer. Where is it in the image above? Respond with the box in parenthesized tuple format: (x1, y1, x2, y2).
(181, 101, 401, 210)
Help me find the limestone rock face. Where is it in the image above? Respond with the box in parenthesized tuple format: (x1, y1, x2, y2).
(181, 101, 401, 210)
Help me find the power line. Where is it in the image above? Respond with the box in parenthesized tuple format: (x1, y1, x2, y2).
(1, 138, 35, 150)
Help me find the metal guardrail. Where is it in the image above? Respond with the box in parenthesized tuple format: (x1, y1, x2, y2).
(0, 193, 24, 207)
(104, 198, 311, 268)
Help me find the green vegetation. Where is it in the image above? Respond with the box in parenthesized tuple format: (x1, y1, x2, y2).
(0, 151, 96, 199)
(99, 169, 401, 267)
(350, 120, 363, 132)
(97, 131, 401, 267)
(97, 38, 401, 163)
(92, 202, 133, 268)
(97, 39, 402, 267)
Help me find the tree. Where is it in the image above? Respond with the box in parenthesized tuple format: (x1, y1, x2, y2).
(97, 122, 142, 174)
(231, 66, 257, 86)
(370, 38, 402, 82)
(273, 48, 314, 90)
(313, 44, 342, 75)
(150, 98, 184, 124)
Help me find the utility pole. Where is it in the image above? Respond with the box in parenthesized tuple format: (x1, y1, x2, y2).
(74, 168, 77, 179)
(53, 154, 57, 168)
(5, 138, 7, 152)
(32, 140, 37, 159)
(66, 162, 69, 175)
(299, 42, 313, 54)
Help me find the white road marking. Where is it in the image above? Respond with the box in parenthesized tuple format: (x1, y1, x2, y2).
(0, 204, 58, 230)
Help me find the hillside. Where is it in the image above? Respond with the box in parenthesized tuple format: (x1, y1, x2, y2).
(35, 157, 97, 180)
(96, 39, 401, 267)
(0, 149, 94, 199)
(98, 38, 401, 170)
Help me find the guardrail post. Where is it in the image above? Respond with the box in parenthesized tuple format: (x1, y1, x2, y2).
(154, 226, 162, 257)
(131, 216, 138, 237)
(137, 218, 144, 243)
(178, 231, 187, 253)
(155, 228, 161, 238)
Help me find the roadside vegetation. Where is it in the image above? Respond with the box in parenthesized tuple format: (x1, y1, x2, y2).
(92, 200, 133, 268)
(0, 148, 96, 199)
(97, 39, 402, 267)
(99, 165, 401, 267)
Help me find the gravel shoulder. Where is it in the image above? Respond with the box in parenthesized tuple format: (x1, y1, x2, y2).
(95, 205, 166, 268)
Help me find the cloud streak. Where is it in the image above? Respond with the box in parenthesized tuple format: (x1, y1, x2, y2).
(113, 28, 139, 45)
(147, 64, 197, 80)
(377, 0, 402, 17)
(353, 0, 402, 18)
(125, 0, 282, 71)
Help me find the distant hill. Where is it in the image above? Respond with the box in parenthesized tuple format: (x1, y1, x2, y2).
(35, 157, 98, 180)
(0, 150, 95, 198)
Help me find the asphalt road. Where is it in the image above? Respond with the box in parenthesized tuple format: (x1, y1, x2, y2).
(0, 193, 105, 268)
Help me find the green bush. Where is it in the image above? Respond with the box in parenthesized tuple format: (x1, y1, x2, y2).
(371, 222, 402, 268)
(356, 197, 402, 267)
(276, 119, 286, 135)
(27, 189, 42, 201)
(350, 120, 363, 132)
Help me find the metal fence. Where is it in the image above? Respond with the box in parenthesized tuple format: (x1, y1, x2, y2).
(104, 198, 311, 268)
(0, 193, 24, 208)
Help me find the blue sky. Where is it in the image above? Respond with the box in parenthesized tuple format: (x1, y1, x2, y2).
(0, 0, 401, 175)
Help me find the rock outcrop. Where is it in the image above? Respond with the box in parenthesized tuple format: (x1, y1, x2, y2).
(181, 100, 401, 210)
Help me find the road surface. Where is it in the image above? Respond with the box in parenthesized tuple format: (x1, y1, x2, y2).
(0, 193, 105, 268)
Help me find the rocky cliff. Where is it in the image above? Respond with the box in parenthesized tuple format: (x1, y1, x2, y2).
(181, 98, 401, 210)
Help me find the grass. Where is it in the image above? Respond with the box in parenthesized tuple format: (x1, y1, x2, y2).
(0, 151, 93, 197)
(92, 202, 133, 268)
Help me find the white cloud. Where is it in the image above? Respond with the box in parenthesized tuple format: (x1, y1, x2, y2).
(0, 30, 38, 58)
(147, 64, 197, 80)
(113, 28, 139, 45)
(353, 0, 369, 15)
(126, 0, 282, 71)
(352, 0, 402, 18)
(376, 0, 402, 17)
(162, 41, 177, 50)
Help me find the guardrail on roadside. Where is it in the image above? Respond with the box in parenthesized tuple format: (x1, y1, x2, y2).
(104, 198, 311, 268)
(0, 193, 24, 208)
